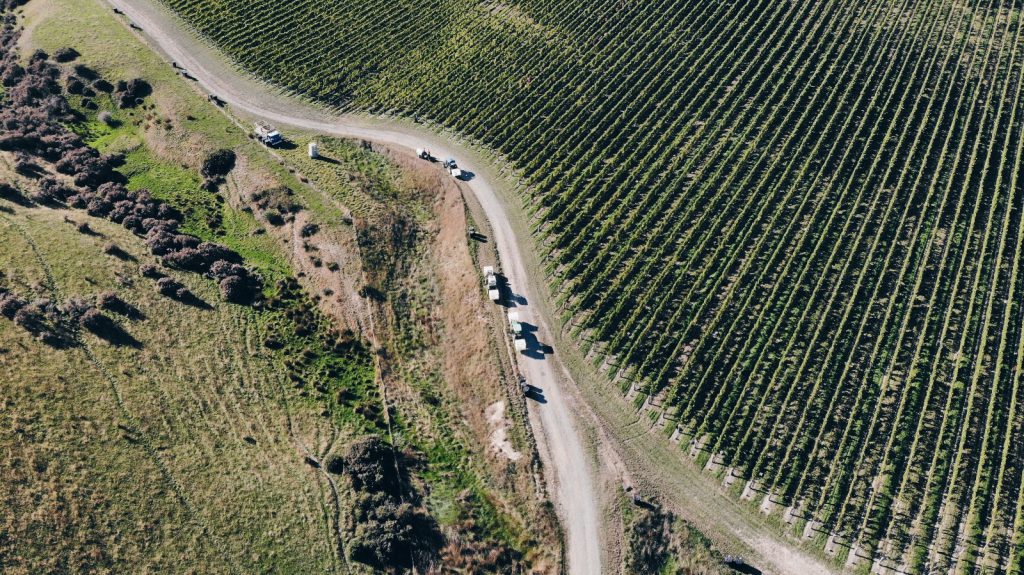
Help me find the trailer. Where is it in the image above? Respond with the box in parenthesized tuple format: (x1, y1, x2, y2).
(450, 168, 464, 179)
(254, 122, 283, 147)
(308, 142, 319, 159)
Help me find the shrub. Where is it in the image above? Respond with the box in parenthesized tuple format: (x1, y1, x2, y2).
(114, 77, 151, 108)
(30, 177, 72, 204)
(96, 291, 120, 310)
(139, 263, 162, 278)
(65, 75, 84, 95)
(59, 297, 93, 322)
(200, 148, 236, 178)
(78, 308, 107, 331)
(53, 47, 79, 63)
(219, 274, 256, 304)
(343, 436, 402, 496)
(155, 276, 182, 296)
(265, 209, 284, 226)
(92, 78, 113, 93)
(0, 292, 27, 319)
(300, 222, 319, 237)
(97, 111, 113, 125)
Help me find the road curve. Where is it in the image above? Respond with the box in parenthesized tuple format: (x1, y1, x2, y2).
(102, 0, 604, 573)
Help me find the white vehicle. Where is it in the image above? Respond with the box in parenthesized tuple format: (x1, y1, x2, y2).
(507, 311, 523, 336)
(483, 266, 500, 301)
(254, 122, 283, 146)
(514, 335, 527, 352)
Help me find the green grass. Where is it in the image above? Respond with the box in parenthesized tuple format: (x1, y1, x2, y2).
(0, 204, 356, 574)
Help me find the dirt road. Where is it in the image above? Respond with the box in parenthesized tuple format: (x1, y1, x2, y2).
(100, 2, 844, 574)
(102, 1, 603, 572)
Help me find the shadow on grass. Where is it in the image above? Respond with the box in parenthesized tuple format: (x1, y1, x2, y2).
(173, 291, 213, 310)
(84, 315, 143, 349)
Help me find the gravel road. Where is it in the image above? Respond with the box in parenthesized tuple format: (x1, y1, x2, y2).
(98, 2, 847, 573)
(102, 1, 604, 572)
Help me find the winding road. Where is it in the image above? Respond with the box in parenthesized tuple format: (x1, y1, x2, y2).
(102, 0, 604, 572)
(98, 2, 851, 574)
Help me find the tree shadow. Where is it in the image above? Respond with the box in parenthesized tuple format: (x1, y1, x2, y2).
(82, 311, 142, 348)
(102, 299, 146, 321)
(167, 290, 213, 310)
(104, 244, 137, 262)
(726, 563, 763, 575)
(0, 184, 33, 207)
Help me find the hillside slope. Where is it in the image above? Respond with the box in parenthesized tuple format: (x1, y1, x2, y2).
(151, 0, 1024, 571)
(0, 0, 561, 571)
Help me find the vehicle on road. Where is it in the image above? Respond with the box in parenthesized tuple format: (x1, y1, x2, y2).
(254, 121, 283, 147)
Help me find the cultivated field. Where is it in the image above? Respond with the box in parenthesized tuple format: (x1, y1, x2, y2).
(157, 0, 1024, 572)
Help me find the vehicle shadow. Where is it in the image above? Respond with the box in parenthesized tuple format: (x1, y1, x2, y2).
(525, 385, 547, 404)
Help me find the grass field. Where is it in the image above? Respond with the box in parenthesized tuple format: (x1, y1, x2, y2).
(1, 0, 557, 571)
(153, 0, 1024, 572)
(0, 200, 354, 574)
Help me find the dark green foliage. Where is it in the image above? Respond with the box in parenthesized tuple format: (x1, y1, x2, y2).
(53, 47, 79, 63)
(200, 148, 236, 178)
(340, 436, 442, 570)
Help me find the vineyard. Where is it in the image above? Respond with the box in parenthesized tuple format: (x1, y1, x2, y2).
(159, 0, 1024, 571)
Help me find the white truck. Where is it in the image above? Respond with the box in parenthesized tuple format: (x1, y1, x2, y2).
(442, 157, 464, 179)
(514, 335, 527, 352)
(507, 311, 523, 336)
(483, 266, 500, 302)
(254, 122, 283, 147)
